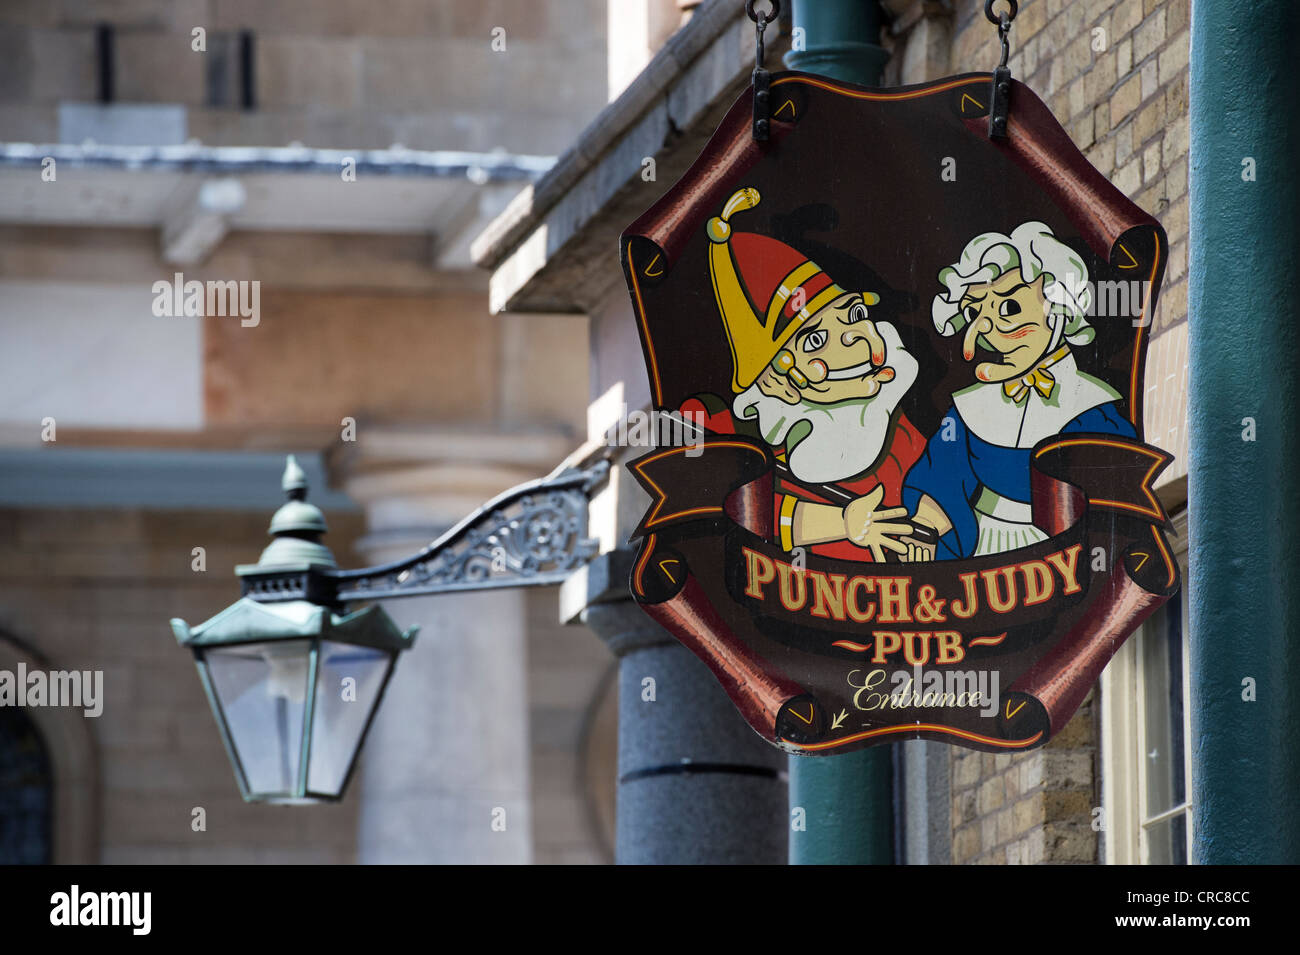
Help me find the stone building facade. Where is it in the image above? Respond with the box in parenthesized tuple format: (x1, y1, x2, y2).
(0, 0, 1195, 865)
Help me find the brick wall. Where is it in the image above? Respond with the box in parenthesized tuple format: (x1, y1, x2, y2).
(941, 0, 1190, 864)
(951, 693, 1100, 864)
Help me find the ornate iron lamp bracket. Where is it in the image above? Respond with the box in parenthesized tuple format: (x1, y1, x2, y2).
(240, 459, 608, 607)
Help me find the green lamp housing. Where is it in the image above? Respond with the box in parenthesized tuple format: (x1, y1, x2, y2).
(172, 598, 415, 804)
(171, 456, 417, 804)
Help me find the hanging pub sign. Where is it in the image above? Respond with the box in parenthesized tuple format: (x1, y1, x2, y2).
(619, 2, 1178, 755)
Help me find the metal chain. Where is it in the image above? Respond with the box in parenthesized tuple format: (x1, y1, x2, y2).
(746, 0, 779, 27)
(747, 0, 780, 141)
(983, 0, 1019, 27)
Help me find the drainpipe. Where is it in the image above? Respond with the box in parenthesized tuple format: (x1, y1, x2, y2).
(783, 0, 896, 866)
(1188, 0, 1300, 864)
(783, 0, 890, 84)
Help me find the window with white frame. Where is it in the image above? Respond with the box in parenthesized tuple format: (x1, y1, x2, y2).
(1100, 508, 1193, 864)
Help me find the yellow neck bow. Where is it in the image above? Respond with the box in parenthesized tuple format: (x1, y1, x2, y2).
(1003, 345, 1071, 404)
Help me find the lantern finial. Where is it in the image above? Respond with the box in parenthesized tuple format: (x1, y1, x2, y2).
(259, 455, 335, 569)
(282, 454, 308, 500)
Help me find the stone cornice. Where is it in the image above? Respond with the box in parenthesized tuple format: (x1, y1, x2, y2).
(471, 0, 790, 314)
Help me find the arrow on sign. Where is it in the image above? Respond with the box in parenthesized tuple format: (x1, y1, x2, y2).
(831, 709, 848, 731)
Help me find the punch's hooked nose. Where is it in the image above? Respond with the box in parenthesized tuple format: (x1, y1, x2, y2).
(773, 349, 809, 389)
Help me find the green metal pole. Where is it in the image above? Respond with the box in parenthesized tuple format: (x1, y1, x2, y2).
(783, 0, 895, 866)
(1188, 0, 1300, 863)
(783, 0, 890, 84)
(789, 745, 895, 864)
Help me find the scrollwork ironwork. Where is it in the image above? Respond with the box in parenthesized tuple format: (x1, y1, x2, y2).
(240, 461, 607, 605)
(336, 480, 600, 600)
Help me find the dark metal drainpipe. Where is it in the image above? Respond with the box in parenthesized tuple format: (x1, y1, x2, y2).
(784, 0, 896, 866)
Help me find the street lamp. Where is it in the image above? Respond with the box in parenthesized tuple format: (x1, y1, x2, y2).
(171, 454, 603, 804)
(171, 456, 416, 804)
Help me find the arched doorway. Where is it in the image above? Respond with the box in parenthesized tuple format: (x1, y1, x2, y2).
(0, 705, 52, 864)
(0, 633, 98, 863)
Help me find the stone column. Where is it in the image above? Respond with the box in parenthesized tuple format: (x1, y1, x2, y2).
(580, 583, 788, 864)
(354, 575, 531, 864)
(332, 427, 571, 863)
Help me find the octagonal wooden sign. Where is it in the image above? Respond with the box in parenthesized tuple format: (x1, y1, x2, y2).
(620, 71, 1177, 754)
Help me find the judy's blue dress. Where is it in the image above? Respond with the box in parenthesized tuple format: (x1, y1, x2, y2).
(902, 353, 1136, 559)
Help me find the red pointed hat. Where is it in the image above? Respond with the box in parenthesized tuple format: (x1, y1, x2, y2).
(706, 187, 876, 391)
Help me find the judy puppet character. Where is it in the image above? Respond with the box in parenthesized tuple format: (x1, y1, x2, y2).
(902, 221, 1135, 560)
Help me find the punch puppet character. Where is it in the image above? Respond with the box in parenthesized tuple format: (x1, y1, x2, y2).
(901, 221, 1136, 560)
(680, 188, 926, 562)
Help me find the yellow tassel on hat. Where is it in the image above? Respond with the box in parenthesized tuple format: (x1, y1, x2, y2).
(707, 188, 804, 393)
(706, 187, 761, 243)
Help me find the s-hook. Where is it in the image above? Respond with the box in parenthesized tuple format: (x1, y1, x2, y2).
(986, 0, 1017, 139)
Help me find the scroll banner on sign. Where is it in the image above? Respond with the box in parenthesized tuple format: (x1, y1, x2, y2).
(628, 433, 1176, 752)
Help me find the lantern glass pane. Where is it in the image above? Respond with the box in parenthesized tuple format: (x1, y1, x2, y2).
(206, 639, 312, 796)
(307, 641, 392, 796)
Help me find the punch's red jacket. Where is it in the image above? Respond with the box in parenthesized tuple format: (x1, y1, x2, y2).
(680, 397, 927, 562)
